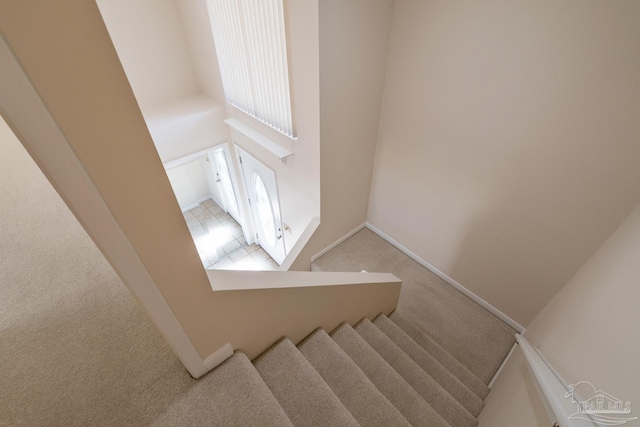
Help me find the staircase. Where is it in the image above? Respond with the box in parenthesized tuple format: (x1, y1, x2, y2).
(151, 229, 515, 426)
(183, 311, 492, 426)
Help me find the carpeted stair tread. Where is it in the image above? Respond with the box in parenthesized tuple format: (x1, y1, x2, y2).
(389, 311, 490, 398)
(373, 314, 484, 416)
(355, 319, 478, 427)
(253, 338, 359, 427)
(151, 352, 293, 427)
(331, 323, 450, 427)
(298, 328, 411, 427)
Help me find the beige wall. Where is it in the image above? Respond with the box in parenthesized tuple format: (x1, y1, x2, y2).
(176, 0, 226, 104)
(479, 201, 640, 425)
(368, 0, 640, 325)
(96, 0, 200, 110)
(291, 0, 395, 269)
(1, 0, 403, 369)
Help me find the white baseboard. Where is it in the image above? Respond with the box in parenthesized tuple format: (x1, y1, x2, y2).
(365, 222, 526, 334)
(488, 341, 518, 388)
(181, 202, 200, 212)
(311, 223, 367, 262)
(203, 343, 234, 372)
(181, 195, 216, 213)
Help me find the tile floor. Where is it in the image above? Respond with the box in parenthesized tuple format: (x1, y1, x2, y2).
(183, 198, 278, 271)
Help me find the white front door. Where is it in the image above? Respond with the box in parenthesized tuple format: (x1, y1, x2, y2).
(236, 146, 286, 265)
(209, 144, 241, 224)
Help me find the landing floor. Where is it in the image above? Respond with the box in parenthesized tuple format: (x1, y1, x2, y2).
(312, 228, 517, 383)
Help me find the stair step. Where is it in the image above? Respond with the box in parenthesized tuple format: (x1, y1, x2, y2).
(390, 311, 490, 398)
(355, 319, 478, 427)
(298, 328, 411, 427)
(152, 352, 294, 426)
(331, 323, 450, 427)
(253, 338, 359, 427)
(374, 314, 484, 416)
(310, 260, 322, 272)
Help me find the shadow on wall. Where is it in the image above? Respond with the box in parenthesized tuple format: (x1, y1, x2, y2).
(445, 126, 640, 326)
(369, 0, 640, 327)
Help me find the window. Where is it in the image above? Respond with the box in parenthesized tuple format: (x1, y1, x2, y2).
(208, 0, 295, 138)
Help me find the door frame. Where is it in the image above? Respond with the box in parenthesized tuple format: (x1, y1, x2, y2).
(207, 143, 241, 221)
(234, 145, 287, 264)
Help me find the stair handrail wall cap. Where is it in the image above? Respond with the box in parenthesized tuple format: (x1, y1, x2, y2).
(206, 270, 401, 292)
(278, 217, 320, 271)
(513, 334, 629, 427)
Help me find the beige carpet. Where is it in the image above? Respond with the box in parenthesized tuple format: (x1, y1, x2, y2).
(0, 118, 243, 426)
(312, 228, 517, 383)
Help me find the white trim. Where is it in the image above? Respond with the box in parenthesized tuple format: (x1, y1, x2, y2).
(515, 334, 597, 426)
(279, 217, 320, 271)
(311, 223, 367, 262)
(230, 143, 256, 246)
(365, 222, 526, 334)
(209, 192, 225, 212)
(488, 341, 517, 388)
(0, 35, 212, 379)
(203, 343, 234, 371)
(225, 118, 293, 163)
(181, 202, 202, 213)
(209, 142, 245, 226)
(198, 195, 213, 204)
(163, 146, 217, 171)
(181, 195, 222, 213)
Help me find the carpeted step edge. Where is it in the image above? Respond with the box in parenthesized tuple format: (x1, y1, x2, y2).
(331, 323, 450, 427)
(355, 319, 478, 427)
(374, 314, 484, 416)
(390, 311, 490, 399)
(253, 338, 359, 427)
(298, 328, 411, 427)
(152, 352, 294, 427)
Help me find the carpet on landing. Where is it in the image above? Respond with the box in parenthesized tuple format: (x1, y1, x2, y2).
(312, 228, 517, 384)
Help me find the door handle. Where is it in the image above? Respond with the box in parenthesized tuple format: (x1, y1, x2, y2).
(277, 228, 282, 240)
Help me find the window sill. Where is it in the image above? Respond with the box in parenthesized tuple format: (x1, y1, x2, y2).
(225, 118, 293, 164)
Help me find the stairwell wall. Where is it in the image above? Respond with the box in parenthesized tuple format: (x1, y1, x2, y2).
(367, 0, 640, 325)
(290, 0, 395, 270)
(479, 202, 640, 425)
(95, 0, 201, 111)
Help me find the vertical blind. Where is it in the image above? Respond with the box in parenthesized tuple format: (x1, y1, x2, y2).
(208, 0, 295, 138)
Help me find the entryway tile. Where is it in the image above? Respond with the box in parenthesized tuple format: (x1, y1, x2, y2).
(182, 198, 278, 272)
